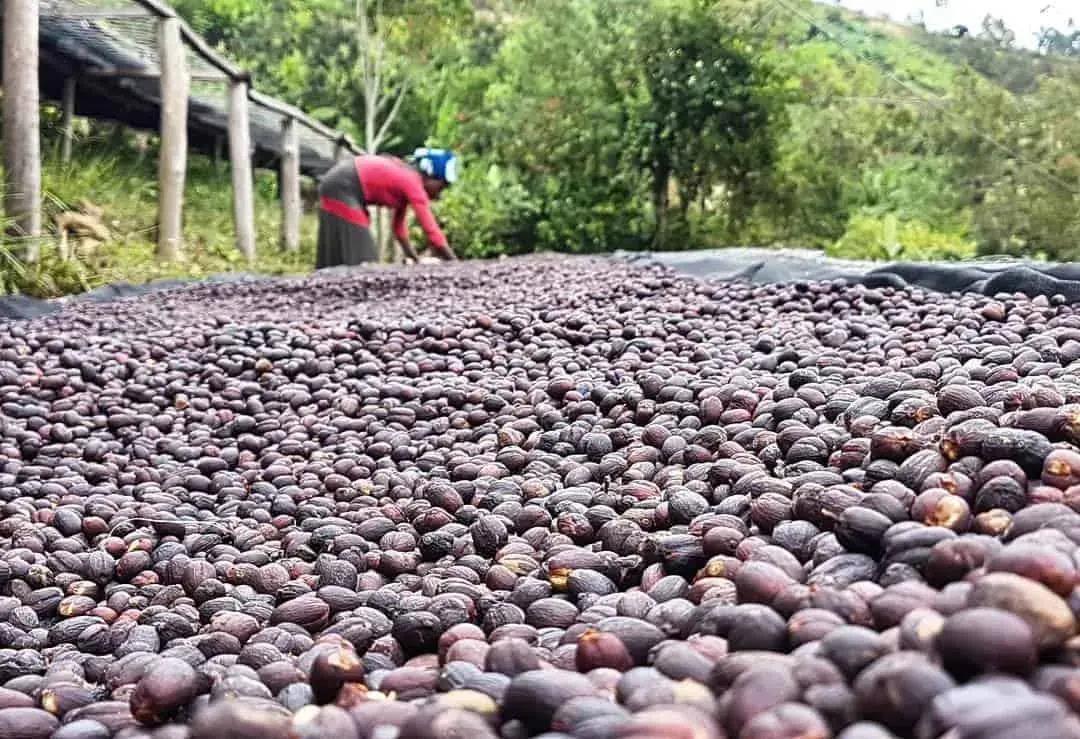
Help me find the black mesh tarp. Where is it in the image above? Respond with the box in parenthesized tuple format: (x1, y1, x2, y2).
(0, 272, 260, 320)
(615, 249, 1080, 302)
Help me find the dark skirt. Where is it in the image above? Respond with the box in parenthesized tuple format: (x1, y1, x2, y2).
(315, 210, 378, 268)
(316, 158, 378, 268)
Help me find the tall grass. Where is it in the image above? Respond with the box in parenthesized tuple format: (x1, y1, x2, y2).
(1, 126, 317, 297)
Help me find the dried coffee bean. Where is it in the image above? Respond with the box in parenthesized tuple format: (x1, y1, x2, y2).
(967, 572, 1077, 649)
(502, 669, 597, 732)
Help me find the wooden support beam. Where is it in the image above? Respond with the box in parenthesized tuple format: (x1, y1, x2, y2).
(228, 80, 256, 262)
(61, 77, 76, 163)
(41, 7, 153, 19)
(249, 90, 344, 144)
(156, 16, 188, 262)
(3, 0, 43, 255)
(82, 68, 229, 83)
(280, 117, 301, 252)
(129, 0, 178, 18)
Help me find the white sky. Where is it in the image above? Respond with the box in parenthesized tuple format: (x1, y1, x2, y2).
(831, 0, 1076, 49)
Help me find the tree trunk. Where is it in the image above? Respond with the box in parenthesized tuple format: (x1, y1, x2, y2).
(651, 160, 671, 250)
(357, 0, 409, 264)
(678, 180, 696, 246)
(375, 210, 395, 263)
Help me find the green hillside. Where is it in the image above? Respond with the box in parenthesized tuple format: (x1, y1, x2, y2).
(716, 0, 1080, 260)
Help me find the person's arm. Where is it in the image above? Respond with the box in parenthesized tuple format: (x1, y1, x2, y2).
(407, 194, 457, 260)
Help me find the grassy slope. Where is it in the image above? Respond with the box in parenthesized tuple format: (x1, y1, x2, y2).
(818, 5, 1080, 94)
(807, 5, 959, 95)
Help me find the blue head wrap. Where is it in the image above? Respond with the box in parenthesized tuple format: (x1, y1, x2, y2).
(412, 147, 459, 185)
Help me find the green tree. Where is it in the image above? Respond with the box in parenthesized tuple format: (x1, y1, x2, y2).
(978, 16, 1016, 49)
(464, 0, 654, 252)
(171, 0, 472, 151)
(1039, 28, 1080, 57)
(945, 70, 1080, 259)
(638, 0, 782, 247)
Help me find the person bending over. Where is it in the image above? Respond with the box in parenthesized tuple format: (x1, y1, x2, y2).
(316, 147, 458, 267)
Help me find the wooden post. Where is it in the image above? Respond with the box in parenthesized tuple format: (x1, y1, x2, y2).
(156, 16, 188, 262)
(280, 117, 301, 252)
(3, 0, 42, 255)
(61, 77, 77, 163)
(228, 79, 256, 262)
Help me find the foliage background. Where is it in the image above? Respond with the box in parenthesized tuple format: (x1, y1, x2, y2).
(10, 0, 1080, 294)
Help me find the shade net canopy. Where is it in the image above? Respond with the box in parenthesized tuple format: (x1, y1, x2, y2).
(19, 0, 357, 176)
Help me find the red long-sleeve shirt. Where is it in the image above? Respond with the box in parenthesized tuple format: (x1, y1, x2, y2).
(355, 155, 448, 249)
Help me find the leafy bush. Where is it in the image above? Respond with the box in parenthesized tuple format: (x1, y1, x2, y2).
(828, 214, 977, 261)
(437, 162, 539, 258)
